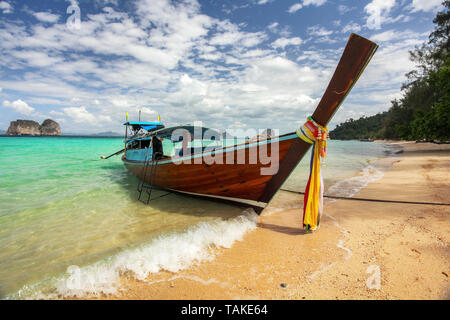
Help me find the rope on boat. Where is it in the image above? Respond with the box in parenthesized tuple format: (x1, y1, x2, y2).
(280, 189, 450, 206)
(100, 148, 125, 159)
(296, 116, 329, 232)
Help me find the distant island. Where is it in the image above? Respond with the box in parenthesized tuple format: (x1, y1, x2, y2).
(6, 119, 61, 136)
(57, 131, 122, 137)
(90, 131, 122, 137)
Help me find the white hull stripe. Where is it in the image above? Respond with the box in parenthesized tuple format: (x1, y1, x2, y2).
(167, 188, 268, 208)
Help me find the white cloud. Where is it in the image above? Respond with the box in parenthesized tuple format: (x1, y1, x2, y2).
(257, 0, 270, 4)
(3, 99, 35, 115)
(0, 0, 329, 132)
(210, 20, 267, 47)
(267, 22, 291, 37)
(95, 0, 119, 6)
(307, 25, 333, 37)
(288, 0, 327, 12)
(303, 0, 327, 6)
(50, 110, 64, 116)
(339, 31, 428, 123)
(63, 106, 111, 124)
(410, 0, 443, 12)
(63, 106, 95, 123)
(370, 29, 425, 42)
(32, 11, 60, 23)
(140, 107, 157, 117)
(364, 0, 396, 30)
(0, 0, 434, 133)
(12, 51, 62, 67)
(338, 5, 355, 15)
(0, 1, 12, 14)
(296, 49, 341, 69)
(342, 22, 361, 34)
(268, 22, 279, 31)
(288, 3, 303, 13)
(271, 37, 303, 49)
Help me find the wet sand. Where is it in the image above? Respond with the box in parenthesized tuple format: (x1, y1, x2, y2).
(98, 141, 450, 300)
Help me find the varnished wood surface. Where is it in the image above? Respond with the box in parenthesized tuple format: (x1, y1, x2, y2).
(124, 134, 296, 202)
(258, 33, 378, 204)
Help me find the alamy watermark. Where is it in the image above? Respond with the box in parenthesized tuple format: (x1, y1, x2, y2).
(164, 122, 280, 176)
(61, 265, 117, 294)
(66, 2, 81, 30)
(366, 265, 381, 290)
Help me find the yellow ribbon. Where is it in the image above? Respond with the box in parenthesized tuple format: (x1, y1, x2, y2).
(297, 116, 329, 231)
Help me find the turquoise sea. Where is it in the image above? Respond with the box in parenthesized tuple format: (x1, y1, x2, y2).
(0, 136, 398, 298)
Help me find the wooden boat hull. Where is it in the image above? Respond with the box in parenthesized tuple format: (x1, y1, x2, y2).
(123, 132, 301, 212)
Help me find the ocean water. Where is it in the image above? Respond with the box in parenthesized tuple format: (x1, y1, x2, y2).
(0, 136, 397, 299)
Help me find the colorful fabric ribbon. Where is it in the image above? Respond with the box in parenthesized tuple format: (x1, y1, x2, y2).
(296, 116, 329, 231)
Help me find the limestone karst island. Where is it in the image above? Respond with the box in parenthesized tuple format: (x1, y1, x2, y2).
(6, 119, 61, 136)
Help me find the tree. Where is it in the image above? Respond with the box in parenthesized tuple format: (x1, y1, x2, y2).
(331, 2, 449, 141)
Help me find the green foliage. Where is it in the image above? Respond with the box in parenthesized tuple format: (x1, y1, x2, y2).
(331, 1, 449, 141)
(410, 57, 450, 140)
(329, 113, 388, 140)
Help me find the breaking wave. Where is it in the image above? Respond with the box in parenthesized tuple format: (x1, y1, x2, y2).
(326, 164, 384, 198)
(12, 209, 258, 299)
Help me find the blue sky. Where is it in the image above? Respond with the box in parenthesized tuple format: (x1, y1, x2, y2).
(0, 0, 444, 134)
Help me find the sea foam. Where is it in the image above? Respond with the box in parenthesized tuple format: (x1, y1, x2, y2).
(18, 209, 258, 299)
(326, 164, 384, 198)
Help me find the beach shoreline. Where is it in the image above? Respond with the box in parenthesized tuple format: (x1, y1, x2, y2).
(80, 141, 449, 300)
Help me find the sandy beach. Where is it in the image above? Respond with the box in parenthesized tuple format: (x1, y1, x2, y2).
(96, 141, 449, 300)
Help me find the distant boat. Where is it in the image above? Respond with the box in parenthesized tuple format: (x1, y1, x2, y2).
(120, 34, 378, 213)
(359, 138, 374, 142)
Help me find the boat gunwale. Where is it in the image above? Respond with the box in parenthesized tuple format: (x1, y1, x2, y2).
(122, 131, 298, 166)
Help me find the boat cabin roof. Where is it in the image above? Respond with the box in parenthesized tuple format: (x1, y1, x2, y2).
(152, 125, 222, 142)
(123, 121, 164, 132)
(125, 124, 222, 146)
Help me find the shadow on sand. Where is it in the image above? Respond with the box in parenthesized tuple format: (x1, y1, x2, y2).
(257, 222, 310, 236)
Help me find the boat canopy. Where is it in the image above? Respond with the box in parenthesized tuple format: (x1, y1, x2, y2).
(153, 125, 222, 142)
(124, 121, 164, 132)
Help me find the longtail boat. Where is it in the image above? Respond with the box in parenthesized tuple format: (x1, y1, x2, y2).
(120, 34, 378, 213)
